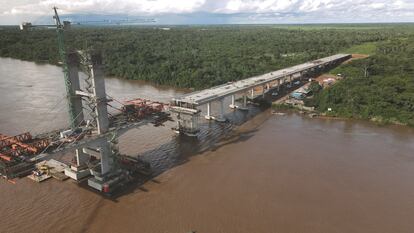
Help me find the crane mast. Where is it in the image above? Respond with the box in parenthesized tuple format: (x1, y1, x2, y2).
(53, 7, 77, 129)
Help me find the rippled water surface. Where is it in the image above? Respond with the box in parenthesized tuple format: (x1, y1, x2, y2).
(1, 57, 414, 233)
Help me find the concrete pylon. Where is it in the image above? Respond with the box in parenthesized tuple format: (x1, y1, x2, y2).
(67, 52, 84, 127)
(89, 54, 109, 135)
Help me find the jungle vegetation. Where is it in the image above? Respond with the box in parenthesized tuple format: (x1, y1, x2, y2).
(309, 35, 414, 126)
(0, 24, 411, 89)
(1, 24, 413, 125)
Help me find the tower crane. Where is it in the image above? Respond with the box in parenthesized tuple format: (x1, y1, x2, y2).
(4, 7, 159, 194)
(20, 7, 156, 130)
(53, 6, 77, 129)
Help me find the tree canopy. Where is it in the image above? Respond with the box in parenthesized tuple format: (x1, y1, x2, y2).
(1, 25, 410, 89)
(311, 35, 414, 126)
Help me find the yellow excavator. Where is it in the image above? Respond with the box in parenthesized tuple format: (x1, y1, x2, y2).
(33, 163, 50, 177)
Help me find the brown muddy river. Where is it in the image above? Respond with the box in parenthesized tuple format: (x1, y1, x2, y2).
(1, 57, 414, 233)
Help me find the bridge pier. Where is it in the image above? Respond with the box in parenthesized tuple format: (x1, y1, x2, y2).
(205, 102, 213, 120)
(229, 95, 237, 109)
(229, 94, 248, 111)
(65, 52, 115, 182)
(75, 148, 88, 166)
(170, 105, 201, 136)
(64, 148, 91, 180)
(204, 99, 226, 122)
(214, 98, 226, 122)
(262, 85, 266, 98)
(239, 95, 249, 111)
(99, 141, 113, 175)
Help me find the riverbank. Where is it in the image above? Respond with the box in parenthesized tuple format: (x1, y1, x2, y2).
(308, 37, 414, 127)
(272, 95, 413, 127)
(2, 57, 414, 233)
(271, 49, 414, 128)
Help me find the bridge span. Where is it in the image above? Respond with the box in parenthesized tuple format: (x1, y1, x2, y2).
(170, 54, 351, 136)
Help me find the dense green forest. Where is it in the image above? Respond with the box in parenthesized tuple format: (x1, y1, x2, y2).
(0, 25, 411, 89)
(309, 35, 414, 126)
(1, 24, 414, 125)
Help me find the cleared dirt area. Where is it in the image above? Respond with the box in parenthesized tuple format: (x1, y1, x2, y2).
(352, 54, 370, 59)
(314, 74, 341, 87)
(344, 53, 370, 64)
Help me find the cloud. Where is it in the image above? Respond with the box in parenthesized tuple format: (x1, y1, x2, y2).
(1, 0, 414, 24)
(2, 0, 207, 15)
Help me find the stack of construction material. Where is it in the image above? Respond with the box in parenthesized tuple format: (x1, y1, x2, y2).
(0, 132, 49, 179)
(122, 98, 167, 119)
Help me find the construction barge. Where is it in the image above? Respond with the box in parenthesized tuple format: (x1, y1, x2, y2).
(1, 98, 171, 194)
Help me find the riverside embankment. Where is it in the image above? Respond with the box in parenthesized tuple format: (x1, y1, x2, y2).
(1, 57, 414, 233)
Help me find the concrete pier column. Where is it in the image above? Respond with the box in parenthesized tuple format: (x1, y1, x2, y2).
(229, 95, 237, 109)
(262, 85, 266, 98)
(238, 94, 249, 111)
(250, 88, 254, 99)
(75, 148, 89, 166)
(99, 142, 113, 175)
(205, 102, 212, 120)
(215, 98, 226, 122)
(65, 148, 92, 181)
(277, 79, 281, 91)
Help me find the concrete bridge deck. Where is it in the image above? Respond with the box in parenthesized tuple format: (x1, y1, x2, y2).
(170, 54, 351, 135)
(173, 54, 351, 106)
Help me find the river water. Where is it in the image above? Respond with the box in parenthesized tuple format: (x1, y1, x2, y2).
(1, 57, 414, 233)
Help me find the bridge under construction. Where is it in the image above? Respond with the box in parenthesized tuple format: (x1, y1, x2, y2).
(0, 7, 352, 194)
(170, 54, 351, 136)
(0, 52, 350, 194)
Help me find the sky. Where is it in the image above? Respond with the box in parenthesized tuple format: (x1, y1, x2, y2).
(1, 0, 414, 25)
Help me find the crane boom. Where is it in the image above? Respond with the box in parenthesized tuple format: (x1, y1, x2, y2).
(53, 7, 77, 129)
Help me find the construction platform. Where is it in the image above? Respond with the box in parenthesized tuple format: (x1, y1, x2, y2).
(27, 159, 68, 183)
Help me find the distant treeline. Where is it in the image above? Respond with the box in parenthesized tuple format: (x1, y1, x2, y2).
(0, 25, 409, 89)
(308, 35, 414, 126)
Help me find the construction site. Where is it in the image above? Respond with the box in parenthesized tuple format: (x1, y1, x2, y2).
(0, 8, 351, 195)
(0, 8, 174, 194)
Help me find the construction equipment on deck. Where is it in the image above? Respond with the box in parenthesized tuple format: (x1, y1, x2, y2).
(1, 8, 163, 195)
(0, 132, 49, 179)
